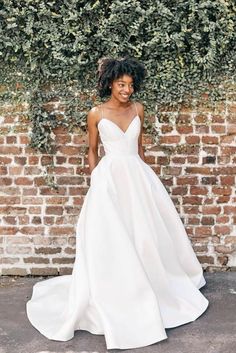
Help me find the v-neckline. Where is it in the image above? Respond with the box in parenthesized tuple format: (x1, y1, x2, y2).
(98, 115, 139, 135)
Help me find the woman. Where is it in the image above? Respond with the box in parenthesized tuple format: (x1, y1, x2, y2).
(27, 57, 209, 350)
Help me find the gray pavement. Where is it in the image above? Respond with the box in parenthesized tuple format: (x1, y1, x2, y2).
(0, 272, 236, 353)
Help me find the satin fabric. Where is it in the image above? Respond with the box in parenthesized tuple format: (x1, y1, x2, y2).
(27, 113, 208, 350)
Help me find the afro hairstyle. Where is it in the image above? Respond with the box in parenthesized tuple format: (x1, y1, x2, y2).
(97, 57, 146, 98)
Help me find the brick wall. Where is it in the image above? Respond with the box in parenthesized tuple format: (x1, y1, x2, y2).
(0, 98, 235, 275)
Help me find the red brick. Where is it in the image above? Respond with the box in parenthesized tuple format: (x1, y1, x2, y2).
(211, 125, 225, 134)
(59, 267, 72, 276)
(161, 125, 173, 133)
(6, 246, 32, 254)
(58, 146, 80, 155)
(176, 125, 193, 134)
(40, 187, 66, 195)
(214, 225, 231, 235)
(202, 217, 214, 225)
(172, 186, 188, 195)
(0, 166, 7, 174)
(185, 167, 212, 175)
(72, 135, 88, 144)
(30, 268, 58, 276)
(57, 176, 84, 185)
(9, 166, 24, 175)
(1, 257, 20, 264)
(14, 157, 26, 165)
(215, 245, 232, 254)
(20, 226, 44, 235)
(35, 247, 61, 254)
(202, 136, 219, 144)
(41, 156, 53, 165)
(24, 166, 42, 175)
(185, 136, 200, 144)
(190, 186, 208, 195)
(64, 247, 76, 255)
(187, 156, 199, 164)
(68, 157, 83, 165)
(197, 256, 214, 264)
(34, 177, 47, 186)
(195, 125, 209, 133)
(15, 177, 33, 186)
(28, 156, 39, 165)
(28, 207, 41, 214)
(0, 146, 22, 154)
(216, 215, 229, 224)
(220, 135, 235, 144)
(187, 217, 200, 225)
(163, 166, 182, 176)
(183, 196, 203, 205)
(159, 136, 181, 144)
(22, 197, 43, 205)
(225, 236, 236, 244)
(0, 227, 18, 235)
(194, 115, 208, 123)
(2, 268, 28, 276)
(212, 186, 232, 196)
(201, 176, 218, 185)
(202, 206, 221, 215)
(211, 115, 225, 123)
(176, 145, 199, 155)
(216, 196, 230, 203)
(223, 206, 236, 214)
(220, 176, 235, 186)
(46, 197, 69, 205)
(218, 256, 228, 266)
(43, 217, 55, 225)
(55, 135, 71, 144)
(171, 156, 186, 164)
(49, 227, 75, 236)
(47, 166, 74, 175)
(3, 216, 17, 225)
(46, 206, 63, 215)
(176, 114, 192, 124)
(22, 188, 38, 196)
(0, 156, 12, 164)
(0, 178, 12, 186)
(24, 257, 49, 264)
(19, 135, 29, 144)
(227, 125, 236, 134)
(0, 197, 20, 205)
(52, 258, 75, 264)
(195, 227, 212, 237)
(221, 146, 236, 156)
(177, 176, 198, 185)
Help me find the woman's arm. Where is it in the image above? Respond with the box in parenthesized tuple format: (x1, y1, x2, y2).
(137, 102, 146, 162)
(87, 107, 100, 174)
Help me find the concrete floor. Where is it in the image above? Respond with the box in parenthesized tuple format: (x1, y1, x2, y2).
(0, 272, 235, 353)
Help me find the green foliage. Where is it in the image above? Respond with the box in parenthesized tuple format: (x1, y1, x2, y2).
(0, 0, 235, 152)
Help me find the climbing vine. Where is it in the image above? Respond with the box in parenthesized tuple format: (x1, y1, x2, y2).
(0, 0, 235, 152)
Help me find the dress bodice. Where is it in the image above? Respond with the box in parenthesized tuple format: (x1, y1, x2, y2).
(97, 115, 141, 156)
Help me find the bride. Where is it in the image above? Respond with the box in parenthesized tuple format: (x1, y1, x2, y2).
(27, 57, 209, 350)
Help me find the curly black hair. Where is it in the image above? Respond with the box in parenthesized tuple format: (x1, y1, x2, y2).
(97, 57, 146, 98)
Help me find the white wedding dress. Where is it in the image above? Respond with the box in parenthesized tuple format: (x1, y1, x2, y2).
(27, 104, 209, 350)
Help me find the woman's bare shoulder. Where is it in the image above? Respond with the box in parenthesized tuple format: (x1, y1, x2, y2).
(134, 101, 144, 119)
(87, 105, 102, 125)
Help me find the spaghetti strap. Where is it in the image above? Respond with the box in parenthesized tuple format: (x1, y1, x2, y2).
(133, 101, 138, 116)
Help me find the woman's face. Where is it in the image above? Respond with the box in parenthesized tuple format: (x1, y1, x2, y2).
(110, 75, 134, 103)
